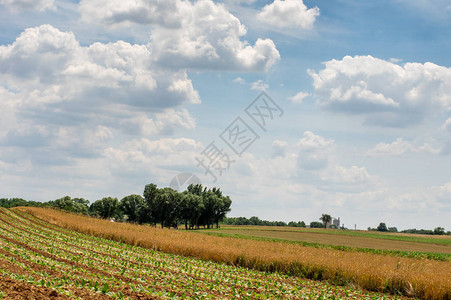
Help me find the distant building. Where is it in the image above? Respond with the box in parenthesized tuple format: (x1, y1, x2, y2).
(332, 217, 340, 228)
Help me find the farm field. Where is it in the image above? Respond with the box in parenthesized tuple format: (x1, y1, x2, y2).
(0, 208, 405, 300)
(12, 207, 451, 299)
(202, 226, 451, 255)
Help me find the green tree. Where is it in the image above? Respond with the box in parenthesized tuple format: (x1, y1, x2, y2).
(90, 197, 119, 219)
(180, 192, 203, 230)
(319, 214, 332, 228)
(434, 227, 445, 235)
(199, 190, 218, 228)
(141, 183, 159, 225)
(120, 194, 144, 223)
(310, 221, 323, 228)
(213, 195, 231, 228)
(377, 222, 388, 232)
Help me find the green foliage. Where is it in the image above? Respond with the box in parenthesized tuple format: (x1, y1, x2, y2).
(140, 183, 231, 229)
(319, 214, 332, 228)
(434, 227, 445, 235)
(223, 216, 300, 227)
(0, 198, 45, 208)
(377, 223, 388, 232)
(120, 194, 144, 223)
(90, 197, 119, 219)
(310, 221, 324, 228)
(46, 196, 89, 214)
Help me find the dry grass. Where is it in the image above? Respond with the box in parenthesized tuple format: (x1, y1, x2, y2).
(18, 207, 451, 300)
(206, 228, 451, 254)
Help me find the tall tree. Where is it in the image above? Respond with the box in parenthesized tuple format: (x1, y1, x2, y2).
(319, 214, 332, 228)
(377, 222, 388, 232)
(213, 195, 231, 228)
(142, 183, 159, 225)
(90, 197, 119, 219)
(120, 194, 144, 223)
(180, 192, 203, 230)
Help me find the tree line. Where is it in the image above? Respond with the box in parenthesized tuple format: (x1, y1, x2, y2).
(368, 222, 449, 235)
(224, 214, 335, 229)
(223, 216, 307, 227)
(0, 183, 231, 230)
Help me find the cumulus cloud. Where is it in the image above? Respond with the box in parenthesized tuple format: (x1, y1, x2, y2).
(233, 77, 245, 84)
(365, 138, 442, 157)
(79, 0, 280, 72)
(271, 140, 288, 158)
(0, 25, 199, 108)
(295, 131, 372, 185)
(297, 131, 334, 170)
(309, 55, 451, 127)
(443, 118, 451, 132)
(0, 25, 201, 165)
(386, 182, 451, 212)
(251, 80, 269, 91)
(0, 0, 55, 12)
(257, 0, 319, 29)
(289, 91, 310, 103)
(104, 137, 204, 177)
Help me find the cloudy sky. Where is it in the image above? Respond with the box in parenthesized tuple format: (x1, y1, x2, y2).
(1, 0, 450, 230)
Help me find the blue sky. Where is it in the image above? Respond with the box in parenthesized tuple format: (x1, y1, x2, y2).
(0, 0, 450, 230)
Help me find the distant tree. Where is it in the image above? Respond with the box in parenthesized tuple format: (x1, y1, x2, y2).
(319, 214, 332, 228)
(249, 216, 261, 226)
(299, 221, 306, 228)
(141, 183, 159, 225)
(388, 227, 398, 233)
(434, 227, 445, 235)
(198, 190, 218, 229)
(377, 222, 388, 232)
(120, 194, 144, 223)
(90, 197, 119, 219)
(310, 221, 323, 228)
(213, 195, 232, 228)
(0, 198, 44, 208)
(49, 196, 89, 214)
(180, 192, 204, 230)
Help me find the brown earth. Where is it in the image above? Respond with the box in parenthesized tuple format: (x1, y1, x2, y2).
(0, 274, 68, 300)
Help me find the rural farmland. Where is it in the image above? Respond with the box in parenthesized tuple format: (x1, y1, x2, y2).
(0, 207, 410, 299)
(1, 207, 450, 299)
(202, 226, 451, 256)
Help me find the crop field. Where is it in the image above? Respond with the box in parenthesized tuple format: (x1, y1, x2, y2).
(202, 226, 451, 256)
(0, 207, 410, 299)
(10, 207, 451, 299)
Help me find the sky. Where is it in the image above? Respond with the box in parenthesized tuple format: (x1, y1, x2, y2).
(0, 0, 450, 230)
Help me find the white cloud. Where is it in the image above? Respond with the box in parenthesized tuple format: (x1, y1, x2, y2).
(366, 138, 442, 157)
(0, 25, 200, 108)
(233, 77, 245, 84)
(79, 0, 280, 72)
(0, 0, 55, 12)
(251, 80, 269, 91)
(288, 91, 310, 103)
(79, 0, 181, 27)
(309, 55, 451, 127)
(297, 131, 334, 170)
(443, 118, 451, 132)
(319, 165, 370, 184)
(295, 131, 373, 185)
(271, 140, 288, 158)
(386, 182, 451, 212)
(0, 25, 200, 164)
(257, 0, 319, 29)
(104, 137, 203, 177)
